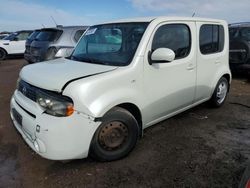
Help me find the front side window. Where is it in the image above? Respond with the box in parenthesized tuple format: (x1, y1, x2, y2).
(152, 24, 191, 59)
(71, 22, 149, 66)
(200, 24, 225, 54)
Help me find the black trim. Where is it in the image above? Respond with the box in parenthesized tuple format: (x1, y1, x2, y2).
(15, 100, 36, 118)
(94, 117, 102, 122)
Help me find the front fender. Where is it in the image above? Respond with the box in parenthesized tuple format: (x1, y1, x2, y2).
(88, 88, 142, 118)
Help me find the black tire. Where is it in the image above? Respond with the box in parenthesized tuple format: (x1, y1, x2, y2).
(0, 48, 7, 60)
(209, 77, 229, 107)
(90, 107, 139, 161)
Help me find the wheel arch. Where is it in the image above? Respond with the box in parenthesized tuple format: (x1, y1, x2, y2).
(0, 47, 8, 55)
(95, 102, 143, 137)
(222, 73, 231, 92)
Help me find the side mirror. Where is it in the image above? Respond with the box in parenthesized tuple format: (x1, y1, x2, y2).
(149, 48, 175, 65)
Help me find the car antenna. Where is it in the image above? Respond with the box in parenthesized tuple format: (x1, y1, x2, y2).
(41, 24, 46, 28)
(192, 12, 196, 17)
(50, 15, 58, 27)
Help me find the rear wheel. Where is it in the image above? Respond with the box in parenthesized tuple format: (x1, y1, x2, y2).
(210, 77, 229, 107)
(0, 48, 7, 60)
(90, 107, 139, 161)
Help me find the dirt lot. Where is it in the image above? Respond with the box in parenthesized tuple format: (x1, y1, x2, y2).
(0, 59, 250, 188)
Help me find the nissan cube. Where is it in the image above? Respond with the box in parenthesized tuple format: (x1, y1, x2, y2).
(10, 17, 231, 161)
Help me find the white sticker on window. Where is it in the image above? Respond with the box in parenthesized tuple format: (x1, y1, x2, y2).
(85, 28, 97, 35)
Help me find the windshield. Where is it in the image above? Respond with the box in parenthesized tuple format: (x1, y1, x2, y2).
(27, 30, 40, 40)
(71, 22, 149, 66)
(35, 29, 62, 42)
(3, 33, 17, 40)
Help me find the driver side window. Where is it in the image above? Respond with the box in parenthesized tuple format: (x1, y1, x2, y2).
(152, 24, 191, 59)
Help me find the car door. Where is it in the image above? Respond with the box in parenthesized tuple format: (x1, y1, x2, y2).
(9, 31, 31, 54)
(195, 23, 225, 101)
(143, 21, 197, 126)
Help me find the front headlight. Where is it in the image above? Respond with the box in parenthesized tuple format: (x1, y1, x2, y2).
(37, 90, 74, 117)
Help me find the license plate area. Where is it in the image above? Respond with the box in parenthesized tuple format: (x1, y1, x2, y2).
(12, 108, 22, 127)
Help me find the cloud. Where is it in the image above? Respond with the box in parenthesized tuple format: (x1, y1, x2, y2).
(129, 0, 250, 23)
(0, 0, 90, 31)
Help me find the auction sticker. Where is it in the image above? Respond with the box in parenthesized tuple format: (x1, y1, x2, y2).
(86, 28, 97, 35)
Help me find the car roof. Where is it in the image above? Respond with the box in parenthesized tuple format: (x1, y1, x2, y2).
(229, 22, 250, 28)
(40, 26, 89, 31)
(100, 16, 225, 25)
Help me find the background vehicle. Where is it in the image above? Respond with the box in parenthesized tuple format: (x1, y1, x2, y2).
(0, 33, 10, 40)
(229, 22, 250, 77)
(10, 17, 231, 161)
(24, 29, 41, 60)
(239, 164, 250, 188)
(0, 30, 33, 60)
(24, 26, 88, 63)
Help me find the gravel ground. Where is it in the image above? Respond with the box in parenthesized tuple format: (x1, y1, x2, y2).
(0, 59, 250, 188)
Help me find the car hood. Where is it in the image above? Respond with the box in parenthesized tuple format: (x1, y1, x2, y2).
(20, 58, 118, 92)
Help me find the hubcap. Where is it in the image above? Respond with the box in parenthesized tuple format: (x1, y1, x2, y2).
(216, 81, 228, 104)
(98, 121, 128, 151)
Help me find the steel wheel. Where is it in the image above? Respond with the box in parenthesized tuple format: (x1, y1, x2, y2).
(210, 77, 229, 107)
(90, 107, 139, 161)
(216, 80, 228, 104)
(98, 121, 128, 151)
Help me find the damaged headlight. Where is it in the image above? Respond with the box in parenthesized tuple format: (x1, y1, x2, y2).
(37, 90, 74, 117)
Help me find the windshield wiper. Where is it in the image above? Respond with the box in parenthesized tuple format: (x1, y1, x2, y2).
(71, 55, 109, 65)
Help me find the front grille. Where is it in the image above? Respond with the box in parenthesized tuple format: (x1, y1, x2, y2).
(18, 80, 37, 102)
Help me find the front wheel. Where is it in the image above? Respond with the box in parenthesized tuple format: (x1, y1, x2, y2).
(209, 77, 229, 107)
(90, 107, 139, 161)
(0, 48, 7, 60)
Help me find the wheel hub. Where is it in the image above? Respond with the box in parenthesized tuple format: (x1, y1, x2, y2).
(216, 81, 228, 104)
(98, 121, 128, 150)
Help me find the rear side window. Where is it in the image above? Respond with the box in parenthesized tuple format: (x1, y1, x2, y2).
(74, 30, 85, 42)
(36, 30, 62, 42)
(152, 24, 191, 59)
(200, 24, 224, 54)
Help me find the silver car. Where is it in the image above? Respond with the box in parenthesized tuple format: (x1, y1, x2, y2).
(24, 26, 88, 63)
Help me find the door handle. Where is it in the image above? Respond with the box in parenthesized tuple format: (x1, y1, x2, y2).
(215, 59, 221, 64)
(186, 64, 195, 70)
(3, 43, 9, 45)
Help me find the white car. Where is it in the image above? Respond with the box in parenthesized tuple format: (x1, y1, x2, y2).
(10, 17, 231, 161)
(0, 30, 32, 60)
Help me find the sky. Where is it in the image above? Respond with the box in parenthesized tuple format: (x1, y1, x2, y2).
(0, 0, 250, 31)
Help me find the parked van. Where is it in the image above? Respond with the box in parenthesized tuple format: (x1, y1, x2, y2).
(10, 17, 231, 161)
